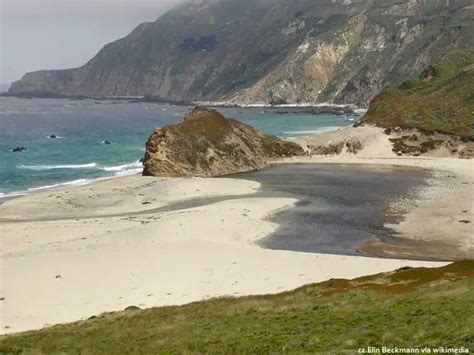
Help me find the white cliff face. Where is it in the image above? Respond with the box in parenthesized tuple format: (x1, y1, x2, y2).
(281, 20, 306, 36)
(229, 15, 366, 105)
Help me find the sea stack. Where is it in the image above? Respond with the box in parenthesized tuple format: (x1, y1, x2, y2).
(142, 106, 304, 177)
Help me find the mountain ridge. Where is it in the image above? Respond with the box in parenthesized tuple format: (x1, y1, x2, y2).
(8, 0, 474, 106)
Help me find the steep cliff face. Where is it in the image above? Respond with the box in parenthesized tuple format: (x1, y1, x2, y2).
(142, 106, 304, 177)
(9, 0, 474, 105)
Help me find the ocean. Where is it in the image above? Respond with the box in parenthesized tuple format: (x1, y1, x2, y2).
(0, 97, 356, 197)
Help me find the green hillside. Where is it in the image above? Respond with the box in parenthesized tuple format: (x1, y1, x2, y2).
(361, 50, 474, 138)
(1, 261, 473, 354)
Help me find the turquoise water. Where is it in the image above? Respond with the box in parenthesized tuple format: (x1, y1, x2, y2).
(0, 97, 356, 196)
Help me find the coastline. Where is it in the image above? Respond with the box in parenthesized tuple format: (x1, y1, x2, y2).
(1, 125, 472, 335)
(1, 93, 365, 114)
(279, 132, 474, 260)
(0, 164, 144, 203)
(0, 168, 446, 335)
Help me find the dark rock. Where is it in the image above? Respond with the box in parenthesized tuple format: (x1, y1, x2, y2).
(102, 140, 111, 145)
(420, 65, 437, 82)
(125, 306, 141, 311)
(49, 134, 57, 139)
(346, 140, 363, 154)
(309, 142, 345, 156)
(12, 146, 27, 152)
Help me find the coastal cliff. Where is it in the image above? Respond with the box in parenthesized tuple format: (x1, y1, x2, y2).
(361, 49, 474, 138)
(142, 106, 304, 177)
(8, 0, 474, 106)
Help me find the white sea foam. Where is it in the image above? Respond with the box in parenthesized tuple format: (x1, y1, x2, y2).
(100, 161, 143, 172)
(0, 191, 27, 200)
(27, 179, 89, 192)
(5, 162, 143, 198)
(17, 160, 144, 175)
(281, 127, 341, 135)
(113, 168, 144, 177)
(18, 163, 98, 171)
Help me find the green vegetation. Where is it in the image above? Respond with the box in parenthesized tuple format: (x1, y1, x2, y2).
(362, 50, 474, 138)
(389, 137, 445, 156)
(1, 262, 473, 354)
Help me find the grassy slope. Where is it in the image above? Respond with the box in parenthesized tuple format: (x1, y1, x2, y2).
(361, 50, 474, 138)
(1, 261, 473, 354)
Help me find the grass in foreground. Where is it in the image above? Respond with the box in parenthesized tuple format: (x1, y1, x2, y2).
(1, 261, 473, 354)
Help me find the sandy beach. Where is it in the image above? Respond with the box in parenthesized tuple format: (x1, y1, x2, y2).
(0, 170, 449, 335)
(289, 126, 474, 259)
(1, 126, 472, 334)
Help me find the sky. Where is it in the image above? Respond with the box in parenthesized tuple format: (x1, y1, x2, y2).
(0, 0, 184, 86)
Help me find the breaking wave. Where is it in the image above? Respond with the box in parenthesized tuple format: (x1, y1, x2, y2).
(18, 163, 98, 171)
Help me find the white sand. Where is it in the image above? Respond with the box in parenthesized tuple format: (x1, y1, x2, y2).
(0, 173, 444, 334)
(288, 126, 474, 256)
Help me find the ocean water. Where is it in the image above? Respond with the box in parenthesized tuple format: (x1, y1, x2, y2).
(0, 97, 356, 197)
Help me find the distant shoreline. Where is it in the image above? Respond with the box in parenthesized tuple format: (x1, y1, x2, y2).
(0, 92, 365, 115)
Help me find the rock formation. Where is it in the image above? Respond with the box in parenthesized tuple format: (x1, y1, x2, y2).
(11, 146, 27, 153)
(8, 0, 474, 106)
(142, 106, 304, 177)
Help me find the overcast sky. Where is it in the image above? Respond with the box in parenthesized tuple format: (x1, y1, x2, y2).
(0, 0, 184, 85)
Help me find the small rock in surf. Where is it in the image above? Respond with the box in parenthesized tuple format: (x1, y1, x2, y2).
(101, 140, 112, 145)
(12, 146, 27, 152)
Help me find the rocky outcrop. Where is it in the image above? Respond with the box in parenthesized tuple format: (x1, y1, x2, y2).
(142, 106, 305, 177)
(8, 0, 474, 106)
(11, 146, 27, 153)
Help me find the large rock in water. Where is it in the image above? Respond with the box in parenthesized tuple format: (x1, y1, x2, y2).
(143, 106, 304, 177)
